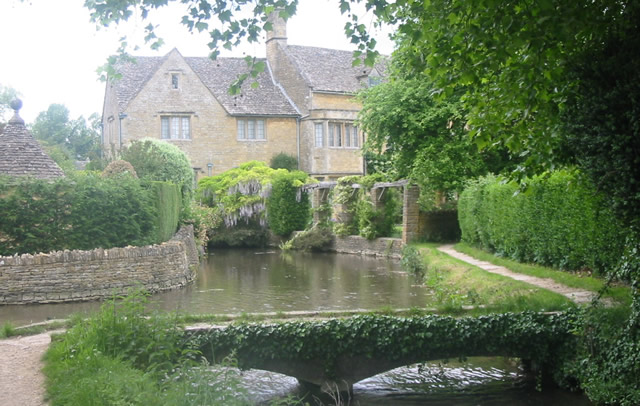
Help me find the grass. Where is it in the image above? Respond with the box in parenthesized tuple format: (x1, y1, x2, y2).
(413, 243, 575, 314)
(454, 242, 631, 306)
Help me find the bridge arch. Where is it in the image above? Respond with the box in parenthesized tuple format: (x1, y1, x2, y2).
(189, 312, 575, 394)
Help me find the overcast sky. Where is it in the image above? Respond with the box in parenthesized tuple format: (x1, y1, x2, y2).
(0, 0, 395, 124)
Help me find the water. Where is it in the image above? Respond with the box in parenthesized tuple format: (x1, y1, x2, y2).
(0, 249, 427, 325)
(0, 249, 591, 404)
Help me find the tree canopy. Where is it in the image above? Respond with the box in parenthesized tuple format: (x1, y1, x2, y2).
(29, 104, 101, 171)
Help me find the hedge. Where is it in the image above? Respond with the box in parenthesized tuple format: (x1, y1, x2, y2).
(0, 174, 180, 256)
(458, 171, 624, 273)
(151, 181, 181, 243)
(266, 171, 310, 236)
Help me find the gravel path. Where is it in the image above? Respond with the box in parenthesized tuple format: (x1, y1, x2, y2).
(0, 333, 50, 406)
(438, 244, 603, 305)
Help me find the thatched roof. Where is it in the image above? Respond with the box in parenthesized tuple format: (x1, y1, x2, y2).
(0, 99, 65, 179)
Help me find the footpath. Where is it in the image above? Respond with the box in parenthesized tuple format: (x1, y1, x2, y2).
(0, 245, 605, 406)
(438, 244, 602, 305)
(0, 333, 50, 406)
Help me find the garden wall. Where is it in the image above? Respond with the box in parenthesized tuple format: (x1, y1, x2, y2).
(328, 235, 403, 259)
(0, 225, 199, 305)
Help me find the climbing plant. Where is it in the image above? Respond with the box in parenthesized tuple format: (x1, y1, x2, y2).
(191, 312, 576, 382)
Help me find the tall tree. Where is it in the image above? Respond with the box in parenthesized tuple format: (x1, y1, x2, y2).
(30, 104, 101, 163)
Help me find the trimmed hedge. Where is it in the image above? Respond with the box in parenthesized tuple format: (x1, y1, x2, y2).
(266, 171, 310, 236)
(151, 181, 181, 243)
(0, 175, 181, 256)
(458, 171, 624, 273)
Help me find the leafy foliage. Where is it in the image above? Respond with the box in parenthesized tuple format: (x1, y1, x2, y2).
(102, 159, 138, 178)
(0, 173, 180, 255)
(193, 312, 576, 380)
(280, 225, 334, 251)
(30, 104, 101, 161)
(197, 161, 279, 227)
(44, 290, 250, 406)
(122, 138, 194, 206)
(559, 6, 640, 229)
(400, 245, 426, 276)
(269, 152, 298, 171)
(458, 171, 625, 273)
(151, 181, 181, 243)
(266, 171, 311, 236)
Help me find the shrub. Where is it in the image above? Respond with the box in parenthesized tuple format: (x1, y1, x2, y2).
(122, 139, 194, 205)
(266, 171, 311, 236)
(102, 159, 138, 178)
(269, 152, 298, 171)
(0, 174, 157, 255)
(400, 245, 426, 276)
(458, 171, 625, 273)
(281, 226, 334, 251)
(151, 181, 181, 242)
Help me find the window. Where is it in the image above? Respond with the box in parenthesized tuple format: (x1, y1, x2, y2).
(314, 123, 324, 147)
(237, 119, 266, 140)
(346, 124, 359, 147)
(324, 122, 360, 149)
(328, 122, 343, 147)
(171, 73, 179, 89)
(161, 116, 190, 139)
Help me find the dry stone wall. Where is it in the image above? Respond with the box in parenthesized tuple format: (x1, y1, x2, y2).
(0, 226, 199, 305)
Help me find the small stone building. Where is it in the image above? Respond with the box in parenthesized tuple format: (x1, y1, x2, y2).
(102, 12, 385, 181)
(0, 99, 65, 179)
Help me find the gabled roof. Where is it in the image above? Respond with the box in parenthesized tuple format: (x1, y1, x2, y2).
(284, 45, 377, 94)
(0, 101, 65, 179)
(111, 52, 298, 116)
(112, 55, 168, 112)
(185, 57, 298, 116)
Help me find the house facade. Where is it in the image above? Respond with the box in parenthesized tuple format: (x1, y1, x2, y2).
(102, 13, 384, 181)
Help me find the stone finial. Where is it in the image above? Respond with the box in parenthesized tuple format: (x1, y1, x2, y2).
(8, 98, 24, 125)
(10, 98, 22, 112)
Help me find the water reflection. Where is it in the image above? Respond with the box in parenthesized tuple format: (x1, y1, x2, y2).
(242, 357, 591, 405)
(0, 249, 426, 325)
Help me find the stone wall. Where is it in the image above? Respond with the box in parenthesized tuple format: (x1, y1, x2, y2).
(0, 226, 199, 305)
(327, 235, 403, 259)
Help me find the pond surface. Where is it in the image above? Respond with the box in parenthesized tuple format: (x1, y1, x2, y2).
(0, 249, 592, 405)
(0, 249, 427, 325)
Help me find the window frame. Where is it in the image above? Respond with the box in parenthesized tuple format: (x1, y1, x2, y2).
(237, 118, 267, 141)
(161, 115, 191, 140)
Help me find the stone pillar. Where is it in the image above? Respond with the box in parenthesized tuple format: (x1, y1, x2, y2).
(370, 187, 385, 212)
(312, 189, 330, 224)
(402, 184, 420, 244)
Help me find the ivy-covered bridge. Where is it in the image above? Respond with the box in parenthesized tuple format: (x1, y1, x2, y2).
(188, 312, 575, 393)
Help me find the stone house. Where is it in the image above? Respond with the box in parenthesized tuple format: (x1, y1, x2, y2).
(102, 13, 384, 181)
(0, 99, 65, 179)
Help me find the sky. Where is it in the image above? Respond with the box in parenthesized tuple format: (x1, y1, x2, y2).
(0, 0, 395, 124)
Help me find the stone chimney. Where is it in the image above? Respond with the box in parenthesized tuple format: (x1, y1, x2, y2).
(266, 10, 287, 70)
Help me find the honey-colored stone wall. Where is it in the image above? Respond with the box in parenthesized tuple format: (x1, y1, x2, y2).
(117, 50, 298, 180)
(0, 226, 199, 305)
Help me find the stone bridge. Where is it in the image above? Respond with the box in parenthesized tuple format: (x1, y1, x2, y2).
(187, 312, 574, 393)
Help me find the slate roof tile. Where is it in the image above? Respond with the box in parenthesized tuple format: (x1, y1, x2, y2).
(0, 106, 65, 180)
(112, 54, 298, 116)
(284, 45, 373, 93)
(185, 57, 299, 116)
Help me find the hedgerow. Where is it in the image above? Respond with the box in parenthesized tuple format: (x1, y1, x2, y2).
(0, 174, 182, 255)
(458, 171, 624, 273)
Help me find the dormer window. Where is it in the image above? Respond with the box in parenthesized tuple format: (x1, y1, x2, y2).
(171, 73, 179, 89)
